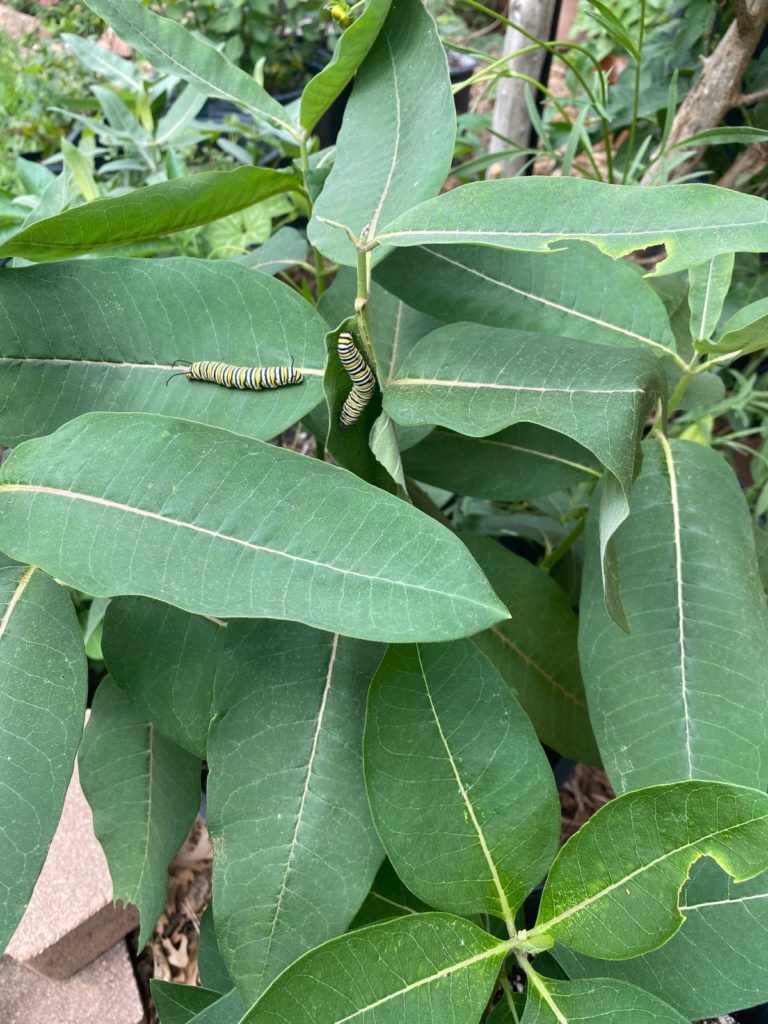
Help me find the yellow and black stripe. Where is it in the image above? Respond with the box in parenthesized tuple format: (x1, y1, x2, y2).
(171, 360, 303, 390)
(338, 332, 376, 427)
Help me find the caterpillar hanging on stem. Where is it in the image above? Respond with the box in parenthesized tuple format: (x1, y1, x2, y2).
(337, 332, 376, 427)
(166, 359, 304, 390)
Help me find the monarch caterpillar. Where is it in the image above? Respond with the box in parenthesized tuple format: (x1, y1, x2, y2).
(338, 332, 376, 427)
(167, 359, 303, 390)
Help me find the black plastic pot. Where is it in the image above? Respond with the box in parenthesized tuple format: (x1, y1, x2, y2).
(735, 1006, 768, 1022)
(448, 50, 479, 117)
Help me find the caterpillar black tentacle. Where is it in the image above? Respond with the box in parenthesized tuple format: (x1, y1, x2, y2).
(167, 359, 304, 390)
(338, 332, 376, 428)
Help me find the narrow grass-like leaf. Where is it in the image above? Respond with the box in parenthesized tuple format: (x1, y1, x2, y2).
(403, 425, 600, 502)
(375, 177, 768, 276)
(78, 677, 201, 948)
(465, 536, 598, 763)
(0, 258, 326, 445)
(365, 641, 560, 931)
(309, 0, 455, 265)
(102, 598, 225, 760)
(239, 913, 509, 1024)
(207, 621, 384, 1003)
(520, 974, 688, 1024)
(0, 413, 506, 641)
(0, 167, 297, 262)
(534, 780, 768, 959)
(0, 566, 87, 952)
(83, 0, 294, 135)
(554, 857, 768, 1019)
(300, 0, 393, 133)
(375, 242, 678, 359)
(580, 437, 768, 793)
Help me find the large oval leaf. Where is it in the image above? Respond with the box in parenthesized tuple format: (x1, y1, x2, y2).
(375, 177, 768, 276)
(300, 0, 393, 133)
(240, 913, 509, 1024)
(365, 640, 560, 931)
(0, 258, 326, 445)
(375, 242, 678, 360)
(0, 566, 87, 952)
(464, 535, 599, 763)
(554, 857, 768, 1020)
(521, 974, 688, 1024)
(207, 621, 384, 1003)
(580, 437, 768, 794)
(385, 323, 664, 624)
(0, 168, 297, 262)
(309, 0, 455, 266)
(83, 0, 294, 135)
(403, 425, 601, 502)
(533, 780, 768, 959)
(102, 598, 225, 760)
(0, 413, 506, 641)
(78, 677, 201, 948)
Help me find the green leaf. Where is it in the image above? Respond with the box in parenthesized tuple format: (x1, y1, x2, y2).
(533, 780, 768, 959)
(385, 324, 663, 625)
(151, 980, 222, 1024)
(78, 677, 201, 948)
(240, 913, 509, 1024)
(0, 168, 297, 261)
(309, 0, 455, 266)
(102, 598, 224, 760)
(0, 258, 327, 446)
(0, 413, 506, 642)
(554, 857, 768, 1019)
(0, 566, 87, 953)
(234, 227, 309, 275)
(375, 177, 768, 276)
(403, 425, 601, 501)
(698, 293, 768, 355)
(300, 0, 393, 133)
(207, 621, 384, 1003)
(365, 640, 560, 931)
(199, 907, 234, 994)
(580, 437, 768, 793)
(669, 126, 768, 149)
(374, 242, 679, 361)
(520, 974, 688, 1024)
(83, 0, 294, 135)
(350, 859, 433, 929)
(688, 253, 734, 342)
(321, 320, 395, 491)
(188, 989, 244, 1024)
(318, 267, 440, 381)
(464, 536, 598, 763)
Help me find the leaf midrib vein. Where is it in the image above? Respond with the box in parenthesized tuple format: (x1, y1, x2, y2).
(0, 485, 490, 609)
(417, 644, 515, 931)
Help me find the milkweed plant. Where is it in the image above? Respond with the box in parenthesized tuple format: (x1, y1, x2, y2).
(2, 1, 768, 1022)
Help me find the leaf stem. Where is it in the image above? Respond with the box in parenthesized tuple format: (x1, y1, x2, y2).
(622, 0, 647, 185)
(539, 516, 586, 572)
(499, 971, 522, 1024)
(517, 956, 568, 1024)
(355, 243, 381, 375)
